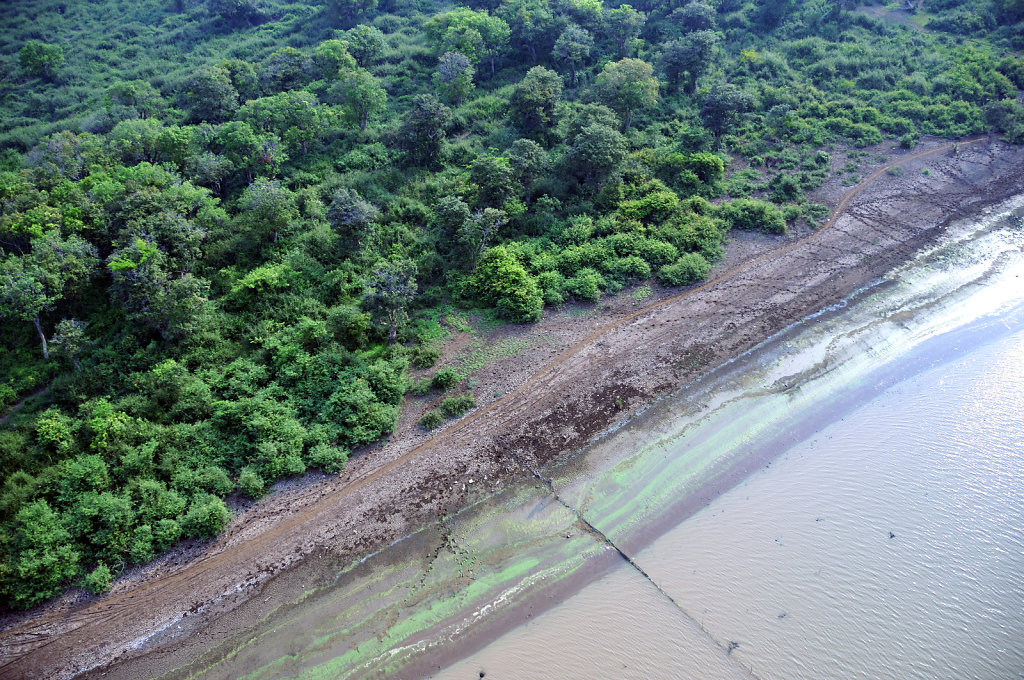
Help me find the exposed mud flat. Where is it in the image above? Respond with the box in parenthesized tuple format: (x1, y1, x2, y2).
(1, 138, 1023, 680)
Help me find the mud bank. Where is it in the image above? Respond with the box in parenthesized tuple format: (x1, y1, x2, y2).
(1, 137, 1023, 680)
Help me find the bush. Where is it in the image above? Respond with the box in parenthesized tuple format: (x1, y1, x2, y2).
(536, 270, 566, 305)
(440, 393, 476, 418)
(473, 246, 544, 323)
(419, 409, 445, 430)
(153, 518, 181, 551)
(899, 132, 919, 149)
(602, 256, 651, 285)
(411, 345, 440, 369)
(768, 173, 803, 204)
(409, 377, 433, 396)
(431, 366, 461, 390)
(565, 268, 606, 302)
(129, 525, 155, 564)
(82, 562, 113, 596)
(658, 253, 712, 287)
(718, 199, 787, 234)
(180, 493, 231, 540)
(306, 443, 348, 474)
(0, 500, 81, 609)
(237, 466, 265, 498)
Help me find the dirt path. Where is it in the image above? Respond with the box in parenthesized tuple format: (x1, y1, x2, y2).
(1, 136, 1022, 680)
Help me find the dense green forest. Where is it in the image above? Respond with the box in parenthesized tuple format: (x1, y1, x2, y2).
(0, 0, 1022, 609)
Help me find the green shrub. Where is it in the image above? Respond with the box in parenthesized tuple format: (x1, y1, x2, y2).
(82, 562, 113, 596)
(718, 199, 787, 234)
(180, 493, 231, 540)
(768, 174, 803, 204)
(0, 499, 81, 609)
(899, 132, 919, 149)
(440, 393, 476, 418)
(805, 203, 831, 224)
(152, 519, 181, 551)
(658, 253, 712, 287)
(602, 256, 651, 285)
(409, 377, 433, 396)
(536, 270, 566, 305)
(129, 525, 155, 564)
(411, 345, 440, 369)
(419, 409, 445, 430)
(565, 268, 606, 302)
(307, 443, 348, 474)
(473, 246, 544, 323)
(431, 367, 460, 391)
(237, 466, 265, 498)
(781, 204, 803, 223)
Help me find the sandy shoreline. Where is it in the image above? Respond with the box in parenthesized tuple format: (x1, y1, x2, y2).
(1, 137, 1023, 680)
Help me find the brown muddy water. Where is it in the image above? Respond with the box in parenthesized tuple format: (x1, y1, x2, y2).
(142, 196, 1024, 680)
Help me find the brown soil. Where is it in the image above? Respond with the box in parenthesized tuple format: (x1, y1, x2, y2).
(2, 136, 1023, 680)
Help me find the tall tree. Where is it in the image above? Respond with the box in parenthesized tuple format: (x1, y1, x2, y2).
(327, 68, 387, 131)
(458, 209, 508, 268)
(498, 0, 557, 62)
(434, 52, 475, 106)
(107, 240, 211, 341)
(603, 4, 645, 57)
(209, 0, 264, 26)
(235, 178, 298, 244)
(327, 187, 379, 253)
(325, 0, 379, 27)
(312, 39, 358, 80)
(105, 80, 166, 119)
(553, 23, 594, 86)
(509, 138, 548, 205)
(668, 1, 717, 34)
(398, 95, 453, 167)
(259, 47, 310, 93)
(567, 123, 627, 187)
(50, 318, 88, 371)
(181, 67, 239, 124)
(471, 155, 515, 208)
(509, 66, 563, 143)
(0, 232, 97, 359)
(18, 41, 64, 80)
(362, 259, 417, 344)
(425, 9, 511, 77)
(343, 25, 386, 66)
(237, 91, 332, 153)
(593, 58, 659, 130)
(659, 30, 719, 94)
(701, 82, 755, 137)
(433, 195, 473, 258)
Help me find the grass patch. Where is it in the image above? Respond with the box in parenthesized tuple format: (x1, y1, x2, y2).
(455, 337, 534, 375)
(631, 285, 652, 304)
